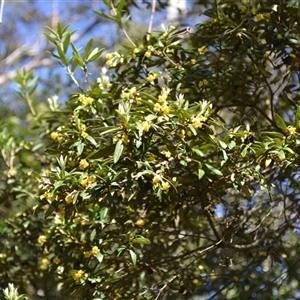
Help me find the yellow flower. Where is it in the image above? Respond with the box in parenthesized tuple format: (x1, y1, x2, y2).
(84, 251, 92, 258)
(256, 14, 264, 21)
(153, 103, 162, 113)
(65, 193, 74, 204)
(38, 235, 47, 244)
(57, 136, 64, 143)
(50, 132, 59, 140)
(122, 134, 130, 144)
(135, 219, 145, 227)
(40, 258, 49, 270)
(191, 116, 205, 129)
(198, 80, 208, 87)
(158, 95, 165, 104)
(190, 59, 197, 65)
(145, 51, 152, 58)
(147, 73, 158, 83)
(53, 257, 61, 264)
(192, 278, 200, 285)
(152, 174, 161, 186)
(161, 105, 170, 115)
(81, 131, 88, 138)
(72, 269, 86, 282)
(78, 94, 94, 105)
(161, 182, 170, 191)
(44, 191, 56, 202)
(178, 129, 185, 140)
(105, 53, 113, 60)
(198, 46, 207, 55)
(81, 176, 95, 188)
(106, 59, 114, 67)
(79, 159, 89, 170)
(286, 125, 297, 135)
(240, 5, 247, 12)
(91, 246, 100, 256)
(142, 121, 151, 132)
(163, 151, 171, 158)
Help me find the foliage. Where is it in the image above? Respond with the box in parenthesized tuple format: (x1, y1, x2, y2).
(2, 0, 300, 299)
(3, 283, 28, 300)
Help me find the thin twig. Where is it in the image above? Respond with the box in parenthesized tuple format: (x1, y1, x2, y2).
(147, 0, 156, 41)
(110, 0, 136, 47)
(0, 0, 4, 23)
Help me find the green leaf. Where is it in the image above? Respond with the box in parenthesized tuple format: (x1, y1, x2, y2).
(198, 169, 205, 179)
(205, 163, 223, 176)
(133, 237, 151, 245)
(114, 140, 124, 163)
(84, 38, 94, 59)
(63, 32, 71, 53)
(95, 252, 104, 263)
(296, 107, 300, 129)
(94, 10, 117, 23)
(90, 229, 96, 242)
(87, 145, 115, 159)
(274, 113, 287, 131)
(129, 249, 137, 265)
(57, 45, 68, 65)
(219, 140, 227, 149)
(86, 48, 104, 62)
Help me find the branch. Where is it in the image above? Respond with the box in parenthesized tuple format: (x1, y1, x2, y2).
(147, 0, 156, 41)
(0, 0, 4, 23)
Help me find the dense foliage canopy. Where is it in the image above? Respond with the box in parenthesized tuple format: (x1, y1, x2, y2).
(2, 1, 300, 299)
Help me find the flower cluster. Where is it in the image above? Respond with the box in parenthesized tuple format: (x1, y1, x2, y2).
(190, 100, 212, 129)
(122, 86, 142, 104)
(152, 174, 170, 191)
(147, 72, 159, 84)
(78, 94, 94, 106)
(153, 87, 171, 115)
(37, 235, 47, 244)
(80, 175, 96, 188)
(72, 269, 88, 283)
(106, 51, 124, 67)
(43, 191, 56, 202)
(40, 258, 49, 270)
(79, 159, 89, 170)
(97, 67, 112, 90)
(286, 125, 297, 135)
(83, 246, 100, 258)
(79, 123, 89, 139)
(50, 131, 64, 143)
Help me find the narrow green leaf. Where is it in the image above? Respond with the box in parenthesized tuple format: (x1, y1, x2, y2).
(133, 237, 151, 245)
(57, 45, 68, 65)
(63, 32, 71, 53)
(129, 249, 137, 265)
(205, 163, 223, 176)
(94, 10, 117, 23)
(219, 140, 227, 149)
(296, 107, 300, 129)
(87, 145, 115, 159)
(44, 33, 57, 44)
(100, 207, 108, 220)
(274, 113, 286, 131)
(90, 229, 96, 242)
(114, 140, 124, 163)
(84, 38, 94, 60)
(86, 48, 104, 63)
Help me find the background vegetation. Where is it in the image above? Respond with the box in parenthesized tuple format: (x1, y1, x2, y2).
(1, 0, 300, 299)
